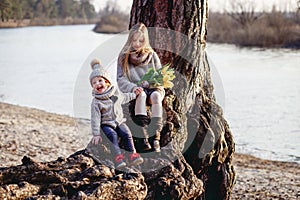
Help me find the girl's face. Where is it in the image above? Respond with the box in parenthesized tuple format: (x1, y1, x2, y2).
(132, 32, 145, 51)
(91, 76, 110, 94)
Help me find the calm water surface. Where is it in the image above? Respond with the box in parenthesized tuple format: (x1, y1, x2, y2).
(0, 25, 299, 163)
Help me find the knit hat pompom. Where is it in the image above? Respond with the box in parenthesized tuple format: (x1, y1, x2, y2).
(89, 58, 112, 85)
(90, 59, 101, 70)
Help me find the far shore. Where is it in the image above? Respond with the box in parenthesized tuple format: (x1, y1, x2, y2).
(0, 18, 99, 29)
(0, 102, 299, 199)
(2, 15, 299, 49)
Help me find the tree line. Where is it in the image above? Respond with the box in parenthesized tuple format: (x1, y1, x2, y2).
(93, 1, 129, 33)
(207, 2, 300, 49)
(0, 0, 96, 22)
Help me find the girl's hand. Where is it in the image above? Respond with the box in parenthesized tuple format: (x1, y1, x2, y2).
(92, 135, 102, 145)
(141, 81, 150, 88)
(133, 87, 144, 95)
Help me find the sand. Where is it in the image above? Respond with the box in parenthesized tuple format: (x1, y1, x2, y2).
(0, 102, 299, 199)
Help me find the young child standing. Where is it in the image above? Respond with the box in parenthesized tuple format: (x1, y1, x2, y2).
(90, 59, 143, 169)
(117, 23, 164, 152)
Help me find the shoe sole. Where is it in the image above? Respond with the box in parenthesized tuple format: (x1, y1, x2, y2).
(130, 158, 144, 166)
(116, 162, 126, 169)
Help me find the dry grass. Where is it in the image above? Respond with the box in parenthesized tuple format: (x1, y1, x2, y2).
(93, 12, 129, 33)
(207, 11, 300, 49)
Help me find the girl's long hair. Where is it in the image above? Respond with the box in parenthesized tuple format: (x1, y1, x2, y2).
(118, 23, 154, 79)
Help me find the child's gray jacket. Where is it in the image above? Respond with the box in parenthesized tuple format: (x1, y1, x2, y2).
(91, 86, 136, 136)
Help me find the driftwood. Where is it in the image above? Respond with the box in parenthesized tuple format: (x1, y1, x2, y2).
(0, 142, 203, 199)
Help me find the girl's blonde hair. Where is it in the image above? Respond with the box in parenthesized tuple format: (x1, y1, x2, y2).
(118, 23, 154, 79)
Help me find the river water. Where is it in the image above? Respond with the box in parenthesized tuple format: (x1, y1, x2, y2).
(0, 24, 299, 163)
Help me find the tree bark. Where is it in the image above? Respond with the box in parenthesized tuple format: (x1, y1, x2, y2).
(129, 0, 236, 199)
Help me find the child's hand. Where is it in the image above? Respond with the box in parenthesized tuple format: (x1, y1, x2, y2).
(141, 81, 149, 88)
(92, 135, 102, 145)
(133, 87, 144, 95)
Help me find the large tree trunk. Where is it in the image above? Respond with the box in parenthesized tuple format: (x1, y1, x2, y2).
(0, 1, 235, 199)
(129, 0, 236, 199)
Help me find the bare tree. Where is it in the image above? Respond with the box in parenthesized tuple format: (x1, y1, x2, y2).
(0, 0, 11, 21)
(227, 0, 262, 27)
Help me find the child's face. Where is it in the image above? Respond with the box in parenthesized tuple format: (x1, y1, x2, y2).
(91, 76, 110, 94)
(132, 32, 145, 51)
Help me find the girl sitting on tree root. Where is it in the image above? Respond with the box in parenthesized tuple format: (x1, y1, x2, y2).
(117, 23, 164, 152)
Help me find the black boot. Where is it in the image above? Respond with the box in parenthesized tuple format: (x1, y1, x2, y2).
(132, 115, 151, 127)
(128, 100, 151, 127)
(147, 117, 163, 152)
(141, 126, 151, 151)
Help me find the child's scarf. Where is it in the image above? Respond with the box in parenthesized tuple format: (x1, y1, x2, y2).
(129, 52, 152, 66)
(93, 86, 116, 100)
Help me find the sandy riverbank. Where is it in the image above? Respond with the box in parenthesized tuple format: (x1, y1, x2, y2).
(0, 102, 299, 199)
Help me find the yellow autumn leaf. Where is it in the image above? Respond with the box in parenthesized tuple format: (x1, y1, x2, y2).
(163, 75, 169, 82)
(163, 80, 174, 88)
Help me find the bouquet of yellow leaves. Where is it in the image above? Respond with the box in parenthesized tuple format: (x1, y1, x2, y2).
(138, 63, 175, 89)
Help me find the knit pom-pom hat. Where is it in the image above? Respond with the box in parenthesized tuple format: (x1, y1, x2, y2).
(89, 59, 112, 85)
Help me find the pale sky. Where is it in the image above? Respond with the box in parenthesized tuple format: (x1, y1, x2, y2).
(92, 0, 298, 12)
